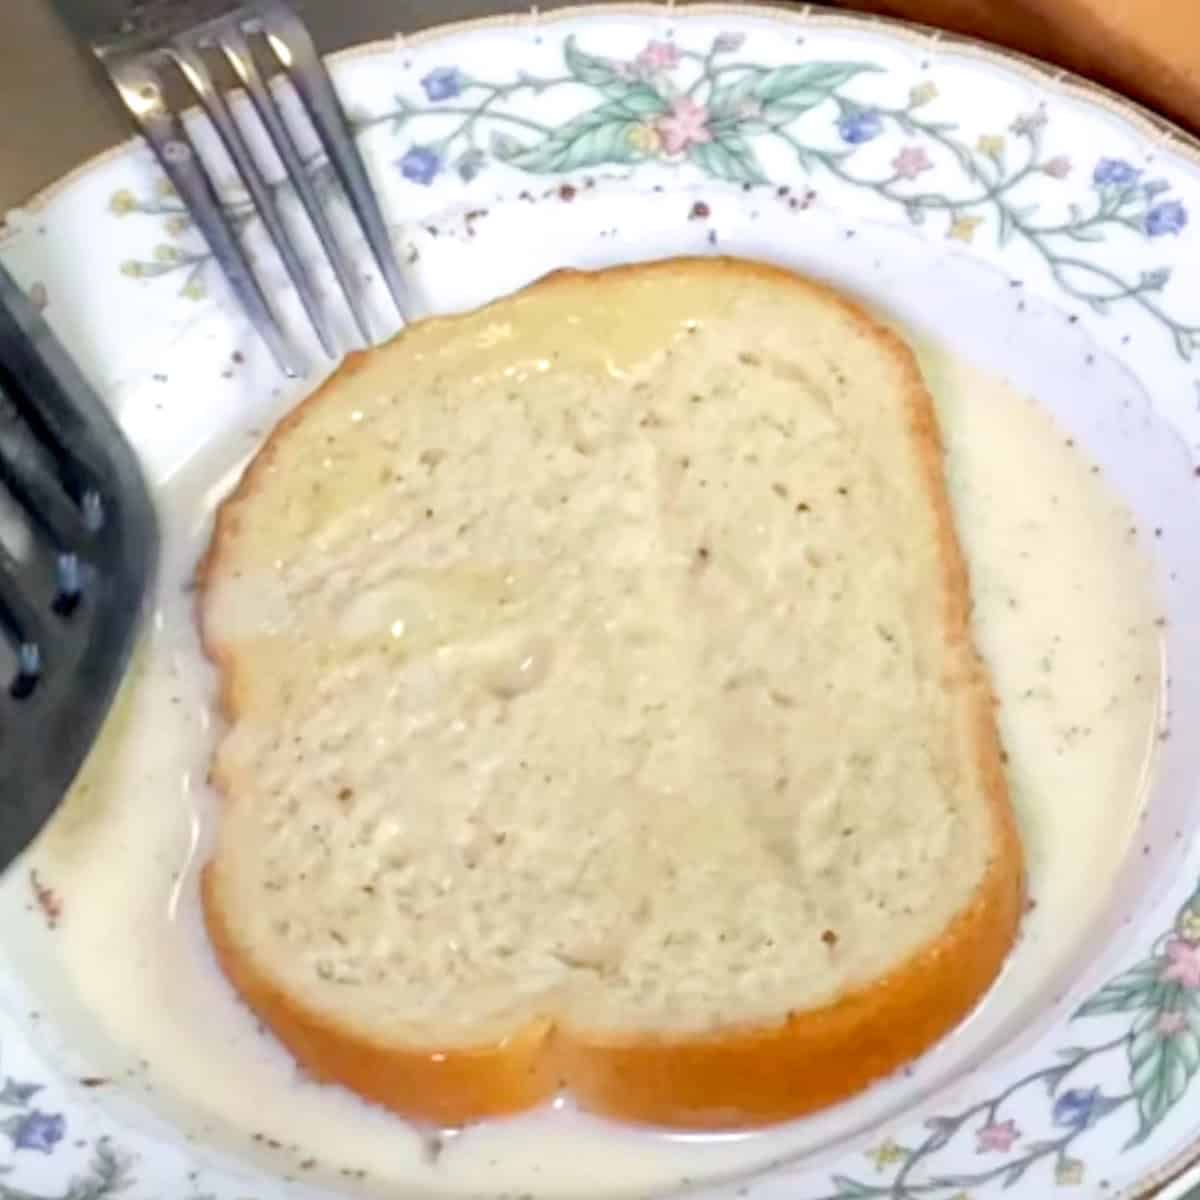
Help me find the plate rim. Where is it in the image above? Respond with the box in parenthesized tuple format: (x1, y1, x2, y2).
(2, 5, 1200, 1198)
(10, 0, 1200, 222)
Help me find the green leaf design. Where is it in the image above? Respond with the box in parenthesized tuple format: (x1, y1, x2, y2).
(1041, 1061, 1077, 1095)
(755, 62, 880, 106)
(688, 134, 766, 185)
(499, 121, 640, 172)
(997, 207, 1016, 248)
(997, 203, 1040, 247)
(494, 94, 666, 173)
(766, 99, 836, 124)
(1056, 1045, 1091, 1063)
(829, 1177, 880, 1198)
(708, 71, 762, 118)
(1127, 1004, 1200, 1145)
(0, 1079, 39, 1108)
(929, 1173, 982, 1189)
(930, 133, 978, 178)
(490, 130, 524, 158)
(387, 94, 412, 134)
(710, 62, 878, 122)
(1075, 958, 1164, 1018)
(1002, 1159, 1030, 1188)
(922, 1115, 958, 1152)
(1025, 1139, 1066, 1155)
(563, 35, 628, 93)
(604, 87, 672, 119)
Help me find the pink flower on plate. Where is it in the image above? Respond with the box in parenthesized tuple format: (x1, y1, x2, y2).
(1163, 937, 1200, 989)
(1157, 1010, 1189, 1036)
(636, 40, 681, 72)
(892, 146, 933, 180)
(1042, 155, 1073, 179)
(976, 1118, 1020, 1154)
(656, 96, 713, 155)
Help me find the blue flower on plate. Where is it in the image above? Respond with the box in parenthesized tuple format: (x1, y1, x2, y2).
(421, 67, 463, 102)
(1145, 200, 1188, 237)
(7, 1110, 65, 1154)
(1093, 158, 1141, 187)
(398, 145, 442, 186)
(837, 109, 883, 145)
(1053, 1087, 1100, 1130)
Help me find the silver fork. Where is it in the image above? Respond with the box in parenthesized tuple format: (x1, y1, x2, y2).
(83, 0, 407, 376)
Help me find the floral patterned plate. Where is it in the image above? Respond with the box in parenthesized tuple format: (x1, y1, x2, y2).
(2, 4, 1200, 1199)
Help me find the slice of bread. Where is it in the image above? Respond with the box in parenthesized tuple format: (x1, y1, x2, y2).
(198, 257, 1023, 1130)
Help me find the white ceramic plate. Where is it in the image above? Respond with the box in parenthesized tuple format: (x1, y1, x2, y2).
(2, 5, 1200, 1198)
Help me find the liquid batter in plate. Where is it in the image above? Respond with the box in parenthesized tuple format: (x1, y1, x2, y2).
(11, 326, 1162, 1199)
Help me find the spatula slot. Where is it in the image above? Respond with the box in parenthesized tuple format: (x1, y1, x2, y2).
(9, 643, 41, 700)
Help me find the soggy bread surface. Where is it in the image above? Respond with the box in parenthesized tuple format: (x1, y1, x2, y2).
(199, 257, 1023, 1129)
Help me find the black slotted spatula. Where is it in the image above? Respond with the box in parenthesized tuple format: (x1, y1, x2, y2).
(0, 261, 158, 874)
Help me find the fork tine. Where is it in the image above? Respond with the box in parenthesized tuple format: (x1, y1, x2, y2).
(221, 27, 375, 347)
(171, 36, 339, 360)
(104, 54, 305, 378)
(257, 1, 409, 320)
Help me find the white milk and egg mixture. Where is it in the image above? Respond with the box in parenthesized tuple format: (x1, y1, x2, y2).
(15, 326, 1163, 1198)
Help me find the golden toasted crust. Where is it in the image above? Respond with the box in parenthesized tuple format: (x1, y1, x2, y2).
(198, 256, 1023, 1129)
(202, 872, 559, 1124)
